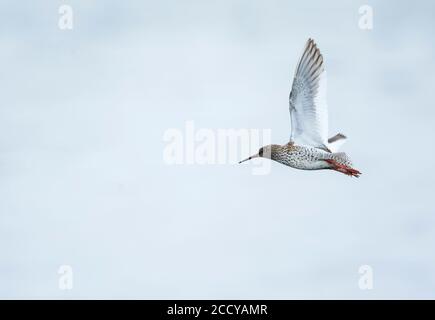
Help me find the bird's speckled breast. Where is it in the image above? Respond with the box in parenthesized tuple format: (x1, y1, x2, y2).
(271, 144, 331, 170)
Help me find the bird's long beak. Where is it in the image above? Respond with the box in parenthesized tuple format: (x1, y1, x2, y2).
(239, 153, 259, 164)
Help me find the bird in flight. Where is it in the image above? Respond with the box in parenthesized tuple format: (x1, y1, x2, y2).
(239, 39, 361, 177)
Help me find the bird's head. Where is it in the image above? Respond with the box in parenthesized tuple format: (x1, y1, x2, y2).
(239, 145, 273, 163)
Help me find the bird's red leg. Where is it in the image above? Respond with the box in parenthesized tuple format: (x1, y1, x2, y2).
(324, 159, 361, 178)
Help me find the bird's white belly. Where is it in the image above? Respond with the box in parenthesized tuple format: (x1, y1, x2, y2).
(285, 159, 330, 170)
(272, 145, 331, 170)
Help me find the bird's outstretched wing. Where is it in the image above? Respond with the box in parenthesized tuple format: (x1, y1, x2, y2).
(289, 38, 329, 150)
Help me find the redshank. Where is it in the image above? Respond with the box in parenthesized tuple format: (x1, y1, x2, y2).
(239, 39, 361, 177)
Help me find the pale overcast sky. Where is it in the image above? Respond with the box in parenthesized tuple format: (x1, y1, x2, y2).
(1, 0, 435, 298)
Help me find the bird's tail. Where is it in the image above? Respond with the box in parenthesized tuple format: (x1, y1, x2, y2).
(330, 152, 353, 167)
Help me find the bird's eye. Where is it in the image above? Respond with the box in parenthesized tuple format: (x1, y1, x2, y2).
(259, 148, 263, 156)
